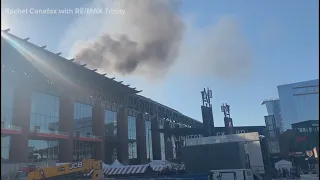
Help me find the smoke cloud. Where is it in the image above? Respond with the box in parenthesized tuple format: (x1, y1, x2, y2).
(61, 0, 252, 80)
(72, 0, 184, 77)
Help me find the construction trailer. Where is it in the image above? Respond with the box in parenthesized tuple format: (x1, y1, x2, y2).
(181, 132, 265, 179)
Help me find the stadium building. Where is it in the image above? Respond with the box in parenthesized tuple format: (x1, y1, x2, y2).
(1, 30, 202, 165)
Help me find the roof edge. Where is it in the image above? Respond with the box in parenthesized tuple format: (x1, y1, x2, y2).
(1, 29, 142, 94)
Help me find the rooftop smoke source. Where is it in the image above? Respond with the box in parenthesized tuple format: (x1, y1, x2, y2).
(73, 0, 185, 76)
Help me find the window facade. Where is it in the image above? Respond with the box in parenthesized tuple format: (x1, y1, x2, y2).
(145, 120, 153, 161)
(296, 127, 319, 133)
(171, 136, 177, 160)
(268, 140, 280, 154)
(159, 124, 166, 160)
(104, 110, 118, 163)
(128, 116, 137, 159)
(111, 147, 118, 162)
(73, 102, 93, 137)
(278, 80, 319, 130)
(1, 79, 13, 162)
(28, 140, 59, 162)
(263, 100, 284, 133)
(1, 137, 10, 162)
(265, 115, 278, 138)
(30, 92, 60, 133)
(73, 141, 94, 160)
(73, 102, 94, 160)
(104, 110, 117, 137)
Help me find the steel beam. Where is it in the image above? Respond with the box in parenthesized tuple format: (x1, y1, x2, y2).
(124, 95, 202, 128)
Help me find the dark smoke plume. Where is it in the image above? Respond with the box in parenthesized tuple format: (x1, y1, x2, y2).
(73, 0, 185, 76)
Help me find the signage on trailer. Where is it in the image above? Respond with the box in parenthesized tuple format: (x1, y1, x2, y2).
(69, 161, 83, 170)
(58, 166, 65, 172)
(216, 130, 246, 136)
(167, 134, 203, 142)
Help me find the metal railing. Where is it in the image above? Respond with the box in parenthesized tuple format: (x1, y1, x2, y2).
(33, 129, 69, 136)
(1, 124, 22, 131)
(73, 132, 102, 139)
(251, 168, 264, 180)
(81, 134, 102, 139)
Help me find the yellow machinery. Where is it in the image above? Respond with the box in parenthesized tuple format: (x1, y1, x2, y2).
(14, 159, 103, 180)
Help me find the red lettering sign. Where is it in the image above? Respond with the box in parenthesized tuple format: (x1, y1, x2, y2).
(297, 136, 308, 142)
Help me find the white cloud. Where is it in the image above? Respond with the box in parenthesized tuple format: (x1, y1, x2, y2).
(59, 0, 253, 87)
(172, 16, 253, 82)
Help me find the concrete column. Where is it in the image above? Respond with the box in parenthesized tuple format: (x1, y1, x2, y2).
(59, 93, 74, 162)
(151, 117, 161, 160)
(116, 107, 129, 165)
(164, 121, 173, 161)
(92, 102, 105, 161)
(136, 113, 147, 164)
(104, 141, 117, 164)
(9, 86, 32, 162)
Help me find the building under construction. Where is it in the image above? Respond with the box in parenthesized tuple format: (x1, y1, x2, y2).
(1, 29, 202, 165)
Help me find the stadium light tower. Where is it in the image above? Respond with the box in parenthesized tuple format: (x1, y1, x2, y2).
(221, 103, 234, 135)
(201, 88, 215, 137)
(221, 103, 231, 118)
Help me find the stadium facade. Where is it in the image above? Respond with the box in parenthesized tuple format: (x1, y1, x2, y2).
(1, 30, 202, 165)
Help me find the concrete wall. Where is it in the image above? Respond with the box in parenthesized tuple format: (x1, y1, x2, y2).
(9, 86, 32, 162)
(136, 113, 147, 164)
(116, 107, 129, 165)
(151, 117, 161, 160)
(58, 93, 74, 162)
(92, 102, 105, 161)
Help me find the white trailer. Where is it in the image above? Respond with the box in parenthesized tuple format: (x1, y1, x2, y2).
(209, 169, 254, 180)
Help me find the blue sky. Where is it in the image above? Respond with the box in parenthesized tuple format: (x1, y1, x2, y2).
(2, 0, 319, 126)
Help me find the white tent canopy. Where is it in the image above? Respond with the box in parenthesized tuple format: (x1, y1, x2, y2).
(110, 159, 124, 167)
(102, 163, 110, 169)
(275, 160, 293, 170)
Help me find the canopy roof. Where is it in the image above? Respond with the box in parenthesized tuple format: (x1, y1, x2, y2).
(275, 160, 293, 169)
(1, 29, 141, 96)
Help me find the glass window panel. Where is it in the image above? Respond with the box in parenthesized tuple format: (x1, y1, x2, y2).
(267, 125, 274, 131)
(145, 120, 153, 161)
(30, 92, 60, 133)
(104, 110, 118, 137)
(72, 141, 94, 161)
(160, 132, 166, 160)
(28, 140, 59, 162)
(1, 137, 11, 161)
(128, 116, 137, 159)
(268, 131, 275, 137)
(73, 102, 93, 137)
